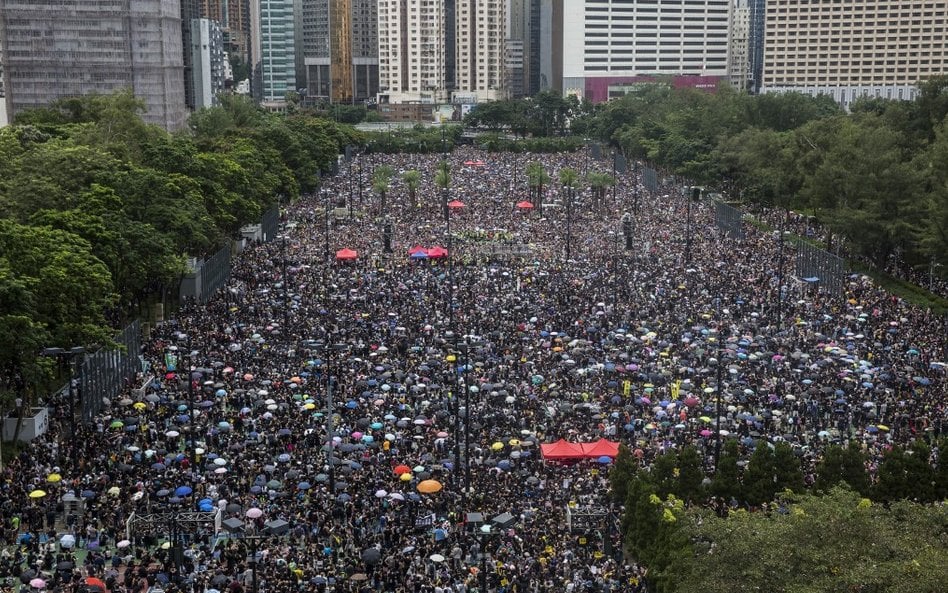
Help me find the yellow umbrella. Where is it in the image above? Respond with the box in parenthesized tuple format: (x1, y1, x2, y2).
(699, 416, 712, 423)
(508, 439, 520, 446)
(399, 472, 412, 482)
(133, 402, 146, 411)
(491, 442, 504, 451)
(416, 479, 443, 494)
(29, 490, 47, 499)
(303, 403, 315, 410)
(446, 354, 457, 362)
(47, 473, 62, 483)
(877, 424, 890, 432)
(107, 486, 121, 496)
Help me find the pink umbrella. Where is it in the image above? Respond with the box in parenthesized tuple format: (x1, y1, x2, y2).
(29, 578, 45, 589)
(352, 431, 364, 440)
(700, 429, 713, 437)
(245, 507, 263, 519)
(684, 396, 700, 407)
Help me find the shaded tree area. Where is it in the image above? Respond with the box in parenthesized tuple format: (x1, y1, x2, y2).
(577, 79, 948, 275)
(1, 90, 357, 408)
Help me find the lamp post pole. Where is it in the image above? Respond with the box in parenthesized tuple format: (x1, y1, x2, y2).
(186, 350, 199, 471)
(776, 208, 786, 332)
(685, 187, 694, 264)
(568, 185, 573, 261)
(348, 149, 354, 218)
(714, 297, 725, 471)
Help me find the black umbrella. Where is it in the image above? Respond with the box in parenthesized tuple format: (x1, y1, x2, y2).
(361, 548, 381, 565)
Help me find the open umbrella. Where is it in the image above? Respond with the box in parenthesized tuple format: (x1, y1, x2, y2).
(417, 479, 443, 494)
(516, 200, 534, 210)
(335, 248, 358, 261)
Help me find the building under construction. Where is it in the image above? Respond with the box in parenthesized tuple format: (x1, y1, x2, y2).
(0, 0, 188, 130)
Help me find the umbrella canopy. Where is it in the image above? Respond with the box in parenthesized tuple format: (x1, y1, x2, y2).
(416, 479, 443, 494)
(335, 248, 358, 260)
(516, 200, 534, 209)
(448, 199, 466, 209)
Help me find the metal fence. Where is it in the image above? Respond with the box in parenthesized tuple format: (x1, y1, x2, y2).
(200, 245, 232, 303)
(643, 167, 659, 193)
(714, 200, 745, 239)
(80, 320, 142, 422)
(260, 205, 280, 243)
(791, 238, 847, 295)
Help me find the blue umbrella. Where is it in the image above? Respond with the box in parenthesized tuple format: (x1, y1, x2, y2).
(156, 489, 170, 497)
(81, 490, 96, 498)
(597, 456, 612, 465)
(297, 482, 311, 490)
(370, 422, 383, 430)
(152, 463, 166, 470)
(198, 498, 212, 506)
(346, 401, 358, 409)
(250, 485, 262, 494)
(215, 389, 227, 397)
(199, 503, 214, 512)
(497, 460, 512, 470)
(174, 486, 193, 497)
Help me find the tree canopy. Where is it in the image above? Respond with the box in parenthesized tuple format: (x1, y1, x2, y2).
(0, 90, 355, 407)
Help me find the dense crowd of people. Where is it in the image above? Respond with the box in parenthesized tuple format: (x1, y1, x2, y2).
(0, 147, 944, 593)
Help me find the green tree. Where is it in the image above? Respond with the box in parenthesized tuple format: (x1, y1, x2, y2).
(676, 445, 705, 504)
(665, 488, 948, 593)
(402, 169, 422, 208)
(372, 165, 395, 217)
(772, 441, 805, 494)
(742, 443, 777, 506)
(814, 443, 869, 495)
(608, 443, 639, 504)
(435, 160, 452, 221)
(873, 445, 911, 502)
(709, 438, 743, 503)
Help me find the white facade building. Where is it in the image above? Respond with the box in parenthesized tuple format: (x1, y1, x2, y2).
(761, 0, 948, 107)
(728, 0, 751, 92)
(191, 18, 227, 108)
(559, 0, 731, 102)
(455, 0, 506, 102)
(377, 0, 447, 104)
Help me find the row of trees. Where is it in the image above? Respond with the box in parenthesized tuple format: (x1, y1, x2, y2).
(611, 440, 948, 592)
(576, 81, 948, 272)
(0, 91, 356, 412)
(610, 439, 948, 513)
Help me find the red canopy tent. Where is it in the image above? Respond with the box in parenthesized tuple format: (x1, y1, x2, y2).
(540, 439, 585, 461)
(408, 245, 427, 254)
(580, 439, 620, 458)
(335, 248, 358, 261)
(448, 200, 466, 209)
(516, 201, 534, 210)
(427, 246, 449, 259)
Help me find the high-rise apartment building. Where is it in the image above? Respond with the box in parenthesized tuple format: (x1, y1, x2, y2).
(377, 0, 448, 104)
(201, 0, 252, 62)
(182, 0, 201, 109)
(747, 0, 765, 93)
(0, 0, 188, 130)
(507, 0, 541, 98)
(251, 0, 296, 104)
(455, 0, 506, 102)
(191, 18, 227, 108)
(302, 0, 378, 102)
(729, 0, 751, 92)
(761, 0, 948, 106)
(557, 0, 730, 102)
